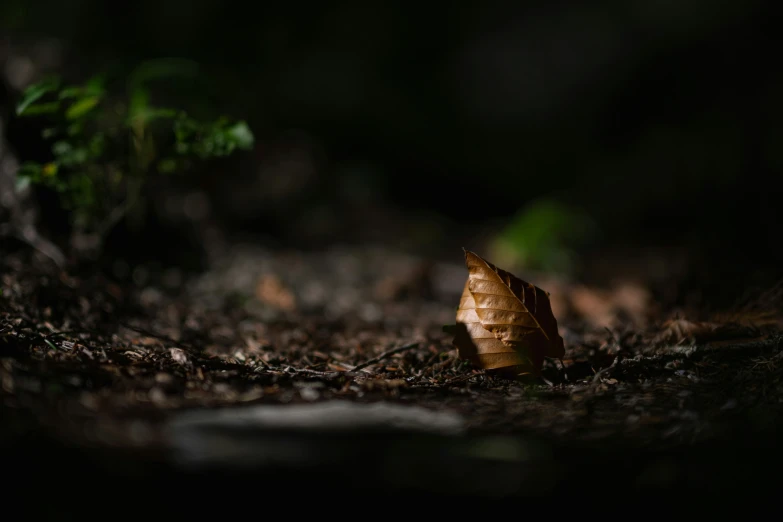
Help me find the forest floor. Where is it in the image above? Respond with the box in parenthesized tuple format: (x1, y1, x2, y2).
(2, 243, 782, 513)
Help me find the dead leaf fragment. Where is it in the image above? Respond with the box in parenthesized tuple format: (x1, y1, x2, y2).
(654, 317, 773, 346)
(569, 282, 651, 327)
(256, 274, 297, 311)
(453, 249, 565, 376)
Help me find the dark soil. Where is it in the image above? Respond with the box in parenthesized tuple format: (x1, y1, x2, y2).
(2, 244, 782, 514)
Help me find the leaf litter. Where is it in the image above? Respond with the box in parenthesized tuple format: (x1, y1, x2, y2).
(1, 244, 783, 493)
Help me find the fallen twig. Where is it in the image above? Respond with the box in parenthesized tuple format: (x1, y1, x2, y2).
(351, 342, 420, 373)
(0, 223, 67, 268)
(284, 366, 342, 378)
(591, 356, 620, 385)
(255, 342, 422, 381)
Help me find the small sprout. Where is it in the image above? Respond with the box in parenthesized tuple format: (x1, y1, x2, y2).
(13, 63, 255, 256)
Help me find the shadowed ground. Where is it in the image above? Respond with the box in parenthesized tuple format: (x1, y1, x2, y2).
(2, 245, 782, 514)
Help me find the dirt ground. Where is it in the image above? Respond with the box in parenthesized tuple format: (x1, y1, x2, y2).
(2, 243, 782, 512)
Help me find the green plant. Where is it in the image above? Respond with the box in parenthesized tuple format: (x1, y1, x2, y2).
(14, 61, 254, 257)
(489, 198, 597, 275)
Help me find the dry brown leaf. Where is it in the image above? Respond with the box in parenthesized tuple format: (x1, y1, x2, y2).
(255, 274, 297, 311)
(654, 317, 775, 346)
(452, 249, 565, 376)
(569, 282, 651, 327)
(653, 318, 719, 345)
(652, 281, 783, 347)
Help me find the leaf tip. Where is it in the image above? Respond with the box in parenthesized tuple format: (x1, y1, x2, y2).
(462, 248, 481, 265)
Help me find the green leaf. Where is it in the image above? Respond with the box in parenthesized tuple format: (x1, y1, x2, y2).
(17, 162, 43, 181)
(58, 86, 84, 99)
(127, 96, 178, 127)
(66, 148, 89, 166)
(19, 102, 61, 115)
(51, 141, 72, 157)
(16, 76, 61, 115)
(172, 116, 255, 159)
(491, 198, 598, 274)
(58, 75, 104, 100)
(51, 141, 90, 167)
(66, 96, 100, 120)
(228, 121, 254, 149)
(84, 74, 106, 95)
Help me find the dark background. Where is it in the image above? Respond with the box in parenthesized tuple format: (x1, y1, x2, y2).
(2, 0, 781, 300)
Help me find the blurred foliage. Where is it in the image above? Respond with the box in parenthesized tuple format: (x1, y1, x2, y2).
(490, 199, 597, 275)
(14, 60, 254, 250)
